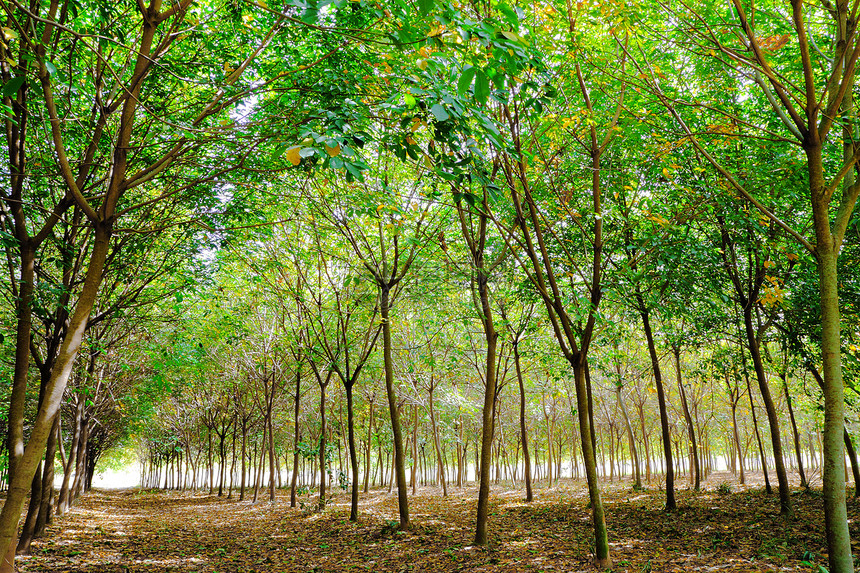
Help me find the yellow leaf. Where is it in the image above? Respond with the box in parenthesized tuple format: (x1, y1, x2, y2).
(500, 30, 524, 43)
(285, 146, 302, 166)
(1, 28, 17, 41)
(325, 143, 342, 157)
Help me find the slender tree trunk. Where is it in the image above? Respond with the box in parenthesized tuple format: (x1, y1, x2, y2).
(364, 399, 373, 493)
(35, 416, 59, 535)
(782, 378, 807, 489)
(473, 267, 499, 546)
(637, 295, 675, 510)
(411, 404, 418, 495)
(637, 404, 651, 483)
(346, 383, 360, 521)
(228, 421, 237, 499)
(15, 461, 41, 555)
(742, 361, 771, 494)
(514, 343, 533, 501)
(379, 284, 409, 529)
(267, 372, 276, 503)
(673, 346, 700, 491)
(742, 308, 790, 514)
(290, 368, 301, 507)
(318, 380, 327, 510)
(71, 417, 88, 502)
(428, 386, 447, 498)
(571, 356, 610, 565)
(615, 385, 640, 489)
(240, 417, 248, 501)
(843, 428, 860, 498)
(728, 384, 745, 485)
(0, 225, 111, 572)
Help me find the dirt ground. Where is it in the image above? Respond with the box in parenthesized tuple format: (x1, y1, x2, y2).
(14, 472, 857, 572)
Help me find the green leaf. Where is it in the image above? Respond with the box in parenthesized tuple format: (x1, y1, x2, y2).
(344, 161, 363, 181)
(0, 76, 24, 98)
(430, 103, 449, 122)
(497, 3, 518, 26)
(457, 66, 476, 96)
(474, 69, 490, 104)
(417, 0, 434, 16)
(44, 61, 57, 76)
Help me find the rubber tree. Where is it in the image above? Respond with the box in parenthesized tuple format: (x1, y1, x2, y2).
(448, 182, 508, 545)
(714, 212, 791, 513)
(0, 1, 294, 566)
(285, 220, 382, 519)
(635, 1, 860, 567)
(493, 34, 628, 566)
(320, 168, 440, 530)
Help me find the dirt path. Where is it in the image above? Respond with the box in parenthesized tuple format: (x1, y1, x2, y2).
(15, 476, 854, 572)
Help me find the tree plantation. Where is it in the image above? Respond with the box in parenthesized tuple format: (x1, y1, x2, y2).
(1, 0, 860, 571)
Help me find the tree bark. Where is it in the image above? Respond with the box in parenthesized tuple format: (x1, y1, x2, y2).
(615, 384, 640, 490)
(346, 383, 360, 520)
(673, 346, 700, 491)
(380, 284, 409, 529)
(513, 342, 533, 501)
(0, 225, 111, 571)
(742, 306, 790, 514)
(782, 376, 807, 489)
(290, 368, 301, 507)
(428, 385, 447, 498)
(637, 293, 675, 510)
(843, 428, 860, 498)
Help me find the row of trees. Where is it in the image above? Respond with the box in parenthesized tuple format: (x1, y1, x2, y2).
(1, 0, 859, 571)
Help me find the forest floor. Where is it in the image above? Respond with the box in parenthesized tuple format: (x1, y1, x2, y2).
(14, 472, 855, 572)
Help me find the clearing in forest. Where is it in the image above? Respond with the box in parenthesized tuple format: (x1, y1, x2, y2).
(15, 476, 855, 572)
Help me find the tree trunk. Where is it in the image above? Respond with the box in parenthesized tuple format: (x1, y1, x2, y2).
(318, 380, 327, 510)
(843, 428, 860, 498)
(345, 383, 360, 520)
(0, 225, 111, 572)
(514, 342, 533, 501)
(473, 265, 499, 546)
(815, 218, 853, 572)
(742, 360, 771, 493)
(379, 284, 409, 529)
(673, 346, 700, 491)
(15, 461, 41, 555)
(615, 385, 640, 489)
(728, 380, 745, 485)
(240, 417, 248, 501)
(742, 307, 790, 514)
(637, 294, 675, 510)
(411, 404, 418, 495)
(570, 355, 610, 564)
(428, 386, 447, 498)
(290, 368, 301, 507)
(35, 416, 59, 535)
(267, 374, 276, 503)
(782, 377, 807, 489)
